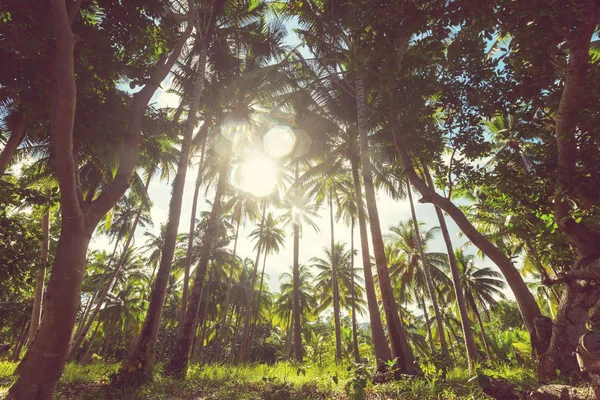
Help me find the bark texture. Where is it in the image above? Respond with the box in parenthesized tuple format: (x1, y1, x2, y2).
(0, 117, 28, 176)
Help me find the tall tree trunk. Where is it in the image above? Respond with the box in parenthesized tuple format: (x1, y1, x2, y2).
(252, 248, 269, 342)
(28, 198, 50, 345)
(406, 178, 449, 359)
(350, 218, 360, 363)
(422, 166, 478, 371)
(165, 152, 229, 378)
(119, 40, 206, 386)
(469, 297, 492, 362)
(0, 116, 28, 176)
(230, 307, 241, 364)
(9, 1, 194, 397)
(330, 189, 342, 363)
(350, 153, 391, 371)
(180, 134, 208, 328)
(292, 164, 303, 362)
(239, 203, 267, 363)
(393, 137, 544, 355)
(213, 217, 241, 362)
(421, 295, 435, 354)
(355, 74, 415, 375)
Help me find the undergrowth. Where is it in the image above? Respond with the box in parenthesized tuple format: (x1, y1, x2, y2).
(0, 359, 538, 399)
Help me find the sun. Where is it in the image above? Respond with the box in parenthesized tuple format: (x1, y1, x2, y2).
(230, 157, 278, 197)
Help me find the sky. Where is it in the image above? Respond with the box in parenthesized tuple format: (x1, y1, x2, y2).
(85, 16, 515, 323)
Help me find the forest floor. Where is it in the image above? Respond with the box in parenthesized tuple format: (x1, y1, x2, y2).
(0, 360, 538, 399)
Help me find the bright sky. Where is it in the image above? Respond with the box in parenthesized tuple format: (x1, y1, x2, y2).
(85, 17, 514, 323)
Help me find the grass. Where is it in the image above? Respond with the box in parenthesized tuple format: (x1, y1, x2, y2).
(0, 359, 538, 399)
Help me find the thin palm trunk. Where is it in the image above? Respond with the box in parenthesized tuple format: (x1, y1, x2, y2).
(120, 40, 207, 385)
(292, 164, 303, 362)
(81, 321, 101, 364)
(469, 296, 493, 362)
(239, 203, 267, 362)
(406, 177, 449, 359)
(350, 152, 391, 370)
(421, 295, 435, 354)
(330, 189, 342, 363)
(230, 306, 242, 363)
(180, 135, 208, 328)
(350, 218, 360, 363)
(253, 249, 269, 329)
(9, 320, 28, 362)
(213, 217, 241, 362)
(355, 74, 415, 375)
(165, 152, 229, 378)
(423, 166, 478, 370)
(28, 199, 49, 345)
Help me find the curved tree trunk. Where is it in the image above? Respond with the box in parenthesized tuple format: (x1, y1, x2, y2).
(350, 218, 360, 363)
(0, 116, 28, 176)
(330, 189, 342, 363)
(180, 134, 208, 328)
(119, 40, 206, 386)
(28, 199, 49, 345)
(350, 152, 391, 371)
(393, 136, 544, 354)
(355, 74, 415, 375)
(406, 177, 449, 359)
(423, 166, 478, 370)
(165, 155, 229, 378)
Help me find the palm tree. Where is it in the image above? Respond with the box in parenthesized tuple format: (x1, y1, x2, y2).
(281, 182, 320, 362)
(447, 249, 506, 362)
(334, 183, 362, 362)
(274, 265, 318, 357)
(422, 165, 478, 369)
(311, 242, 366, 362)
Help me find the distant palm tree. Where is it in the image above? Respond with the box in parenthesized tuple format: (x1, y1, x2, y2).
(274, 265, 317, 358)
(310, 243, 367, 360)
(444, 249, 506, 361)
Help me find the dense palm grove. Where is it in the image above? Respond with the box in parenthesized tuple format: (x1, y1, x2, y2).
(2, 0, 600, 399)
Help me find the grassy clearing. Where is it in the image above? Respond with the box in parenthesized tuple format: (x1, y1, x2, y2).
(0, 360, 539, 399)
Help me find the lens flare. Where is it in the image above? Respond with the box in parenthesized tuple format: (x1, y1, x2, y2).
(263, 126, 297, 158)
(230, 157, 278, 197)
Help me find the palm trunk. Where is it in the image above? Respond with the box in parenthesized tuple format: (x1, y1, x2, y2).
(180, 134, 208, 328)
(421, 295, 435, 354)
(230, 307, 242, 364)
(0, 116, 28, 176)
(239, 203, 267, 363)
(119, 40, 207, 386)
(292, 164, 303, 362)
(469, 297, 493, 362)
(350, 152, 391, 371)
(81, 321, 101, 364)
(252, 249, 269, 336)
(423, 166, 478, 370)
(350, 218, 360, 363)
(165, 152, 229, 378)
(213, 217, 241, 363)
(330, 189, 342, 363)
(355, 74, 415, 375)
(28, 199, 49, 345)
(70, 176, 151, 359)
(406, 178, 449, 359)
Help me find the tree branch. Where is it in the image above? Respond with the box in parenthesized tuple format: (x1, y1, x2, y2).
(90, 2, 196, 225)
(50, 0, 81, 220)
